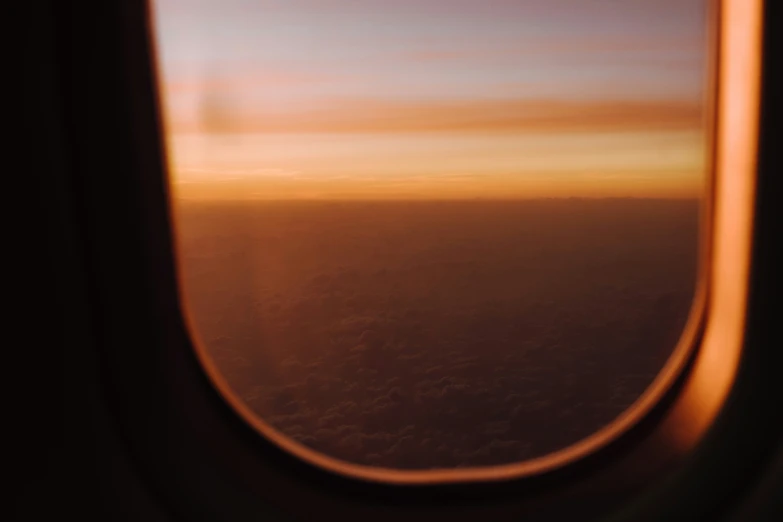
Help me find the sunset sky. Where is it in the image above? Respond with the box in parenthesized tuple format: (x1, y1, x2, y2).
(151, 0, 711, 200)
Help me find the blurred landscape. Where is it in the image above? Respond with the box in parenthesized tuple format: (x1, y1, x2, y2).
(175, 197, 699, 469)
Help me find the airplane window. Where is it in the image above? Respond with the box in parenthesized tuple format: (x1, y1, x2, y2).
(150, 0, 712, 473)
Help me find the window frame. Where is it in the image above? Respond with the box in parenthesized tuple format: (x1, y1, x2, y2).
(45, 0, 777, 520)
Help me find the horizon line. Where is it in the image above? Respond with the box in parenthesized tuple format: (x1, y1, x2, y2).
(172, 195, 703, 203)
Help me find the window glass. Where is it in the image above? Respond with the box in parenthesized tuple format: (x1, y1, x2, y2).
(152, 0, 710, 470)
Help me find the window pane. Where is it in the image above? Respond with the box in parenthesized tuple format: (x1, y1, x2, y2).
(152, 0, 710, 470)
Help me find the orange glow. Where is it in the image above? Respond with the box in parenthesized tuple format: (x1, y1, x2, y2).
(170, 97, 702, 135)
(170, 170, 703, 202)
(661, 0, 762, 451)
(152, 0, 712, 201)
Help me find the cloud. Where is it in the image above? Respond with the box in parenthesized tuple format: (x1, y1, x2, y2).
(163, 70, 338, 94)
(178, 167, 302, 178)
(170, 96, 703, 135)
(397, 35, 704, 64)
